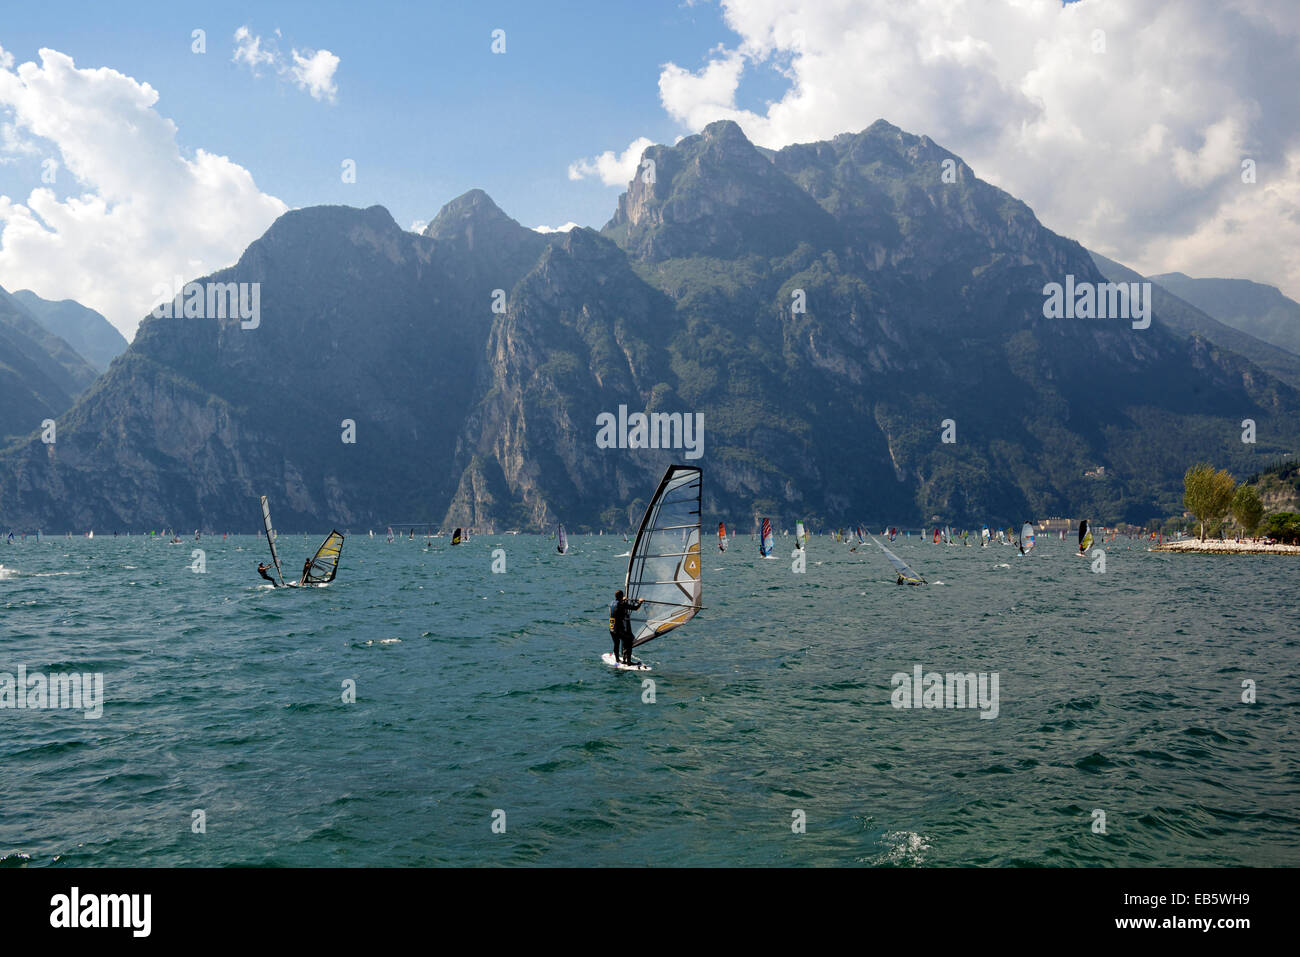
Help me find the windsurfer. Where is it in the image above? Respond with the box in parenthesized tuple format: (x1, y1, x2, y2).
(300, 557, 312, 585)
(608, 589, 644, 664)
(257, 562, 277, 586)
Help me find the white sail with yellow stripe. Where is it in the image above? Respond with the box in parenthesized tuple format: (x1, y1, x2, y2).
(625, 465, 702, 648)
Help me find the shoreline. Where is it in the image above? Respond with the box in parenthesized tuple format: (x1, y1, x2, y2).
(1152, 539, 1300, 556)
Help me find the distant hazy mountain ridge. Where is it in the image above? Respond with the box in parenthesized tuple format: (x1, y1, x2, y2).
(1148, 272, 1300, 358)
(0, 285, 102, 448)
(8, 290, 128, 372)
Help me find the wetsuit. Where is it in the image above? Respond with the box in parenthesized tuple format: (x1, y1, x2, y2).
(608, 599, 622, 659)
(608, 598, 643, 663)
(258, 564, 277, 586)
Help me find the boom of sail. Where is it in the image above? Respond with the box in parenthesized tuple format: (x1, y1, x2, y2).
(624, 465, 702, 648)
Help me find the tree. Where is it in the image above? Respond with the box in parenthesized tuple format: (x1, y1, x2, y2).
(1183, 463, 1236, 541)
(1231, 484, 1265, 537)
(1260, 512, 1300, 545)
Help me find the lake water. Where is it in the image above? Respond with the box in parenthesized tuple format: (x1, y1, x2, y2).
(1, 533, 1296, 866)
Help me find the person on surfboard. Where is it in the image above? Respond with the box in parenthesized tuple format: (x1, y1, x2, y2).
(608, 589, 644, 665)
(257, 562, 278, 586)
(299, 557, 313, 586)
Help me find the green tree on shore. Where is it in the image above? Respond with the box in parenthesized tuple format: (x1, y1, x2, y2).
(1231, 484, 1265, 537)
(1183, 463, 1236, 541)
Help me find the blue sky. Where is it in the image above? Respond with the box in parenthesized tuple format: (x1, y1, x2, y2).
(2, 1, 1297, 338)
(0, 1, 748, 232)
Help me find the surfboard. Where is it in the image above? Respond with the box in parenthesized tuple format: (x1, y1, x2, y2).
(602, 652, 651, 672)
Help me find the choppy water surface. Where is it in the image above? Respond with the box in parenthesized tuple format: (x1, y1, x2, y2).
(1, 534, 1296, 866)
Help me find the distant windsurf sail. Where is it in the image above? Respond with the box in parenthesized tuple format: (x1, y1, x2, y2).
(302, 531, 344, 585)
(932, 528, 940, 544)
(760, 518, 775, 557)
(718, 521, 728, 552)
(795, 522, 807, 550)
(1079, 519, 1092, 553)
(872, 535, 926, 585)
(260, 496, 284, 584)
(1020, 522, 1035, 555)
(451, 528, 463, 545)
(557, 524, 569, 554)
(624, 465, 702, 648)
(386, 526, 394, 544)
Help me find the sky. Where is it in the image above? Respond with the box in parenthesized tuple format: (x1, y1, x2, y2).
(1, 0, 1298, 340)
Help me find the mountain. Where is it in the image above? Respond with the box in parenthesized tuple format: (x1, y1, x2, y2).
(0, 285, 101, 447)
(1244, 458, 1300, 514)
(0, 202, 562, 531)
(1147, 273, 1300, 358)
(9, 290, 128, 371)
(2, 120, 1299, 532)
(1090, 253, 1300, 392)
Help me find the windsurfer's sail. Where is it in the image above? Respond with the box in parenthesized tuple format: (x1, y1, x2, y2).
(718, 521, 728, 552)
(1078, 519, 1092, 553)
(1019, 521, 1035, 555)
(260, 495, 284, 584)
(795, 521, 807, 550)
(302, 531, 344, 585)
(557, 524, 569, 554)
(872, 535, 926, 585)
(760, 518, 775, 557)
(451, 528, 463, 545)
(624, 465, 702, 648)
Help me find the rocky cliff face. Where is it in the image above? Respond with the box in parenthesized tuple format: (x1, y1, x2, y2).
(2, 122, 1299, 532)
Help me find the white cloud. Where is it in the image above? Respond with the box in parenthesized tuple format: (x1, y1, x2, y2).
(0, 48, 288, 339)
(232, 26, 275, 73)
(289, 48, 339, 103)
(599, 0, 1300, 300)
(532, 222, 581, 233)
(568, 136, 654, 186)
(233, 27, 339, 103)
(409, 219, 428, 233)
(1, 120, 39, 160)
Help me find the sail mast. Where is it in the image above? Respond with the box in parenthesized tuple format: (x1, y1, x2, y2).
(260, 496, 285, 585)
